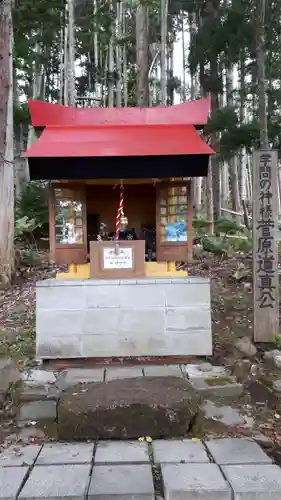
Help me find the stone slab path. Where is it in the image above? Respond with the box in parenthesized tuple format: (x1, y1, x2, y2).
(1, 438, 281, 499)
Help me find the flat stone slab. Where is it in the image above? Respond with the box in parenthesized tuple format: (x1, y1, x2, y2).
(222, 464, 281, 499)
(55, 368, 105, 390)
(19, 400, 57, 421)
(23, 369, 56, 386)
(0, 467, 29, 499)
(184, 363, 228, 378)
(95, 441, 149, 464)
(142, 365, 183, 377)
(162, 463, 231, 500)
(19, 464, 91, 499)
(105, 367, 144, 381)
(88, 464, 154, 499)
(20, 385, 59, 402)
(203, 401, 246, 427)
(36, 443, 94, 465)
(0, 444, 42, 467)
(57, 376, 202, 440)
(206, 438, 272, 465)
(152, 439, 209, 464)
(190, 376, 243, 397)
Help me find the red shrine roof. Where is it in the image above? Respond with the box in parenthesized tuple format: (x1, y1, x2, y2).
(23, 124, 213, 158)
(23, 98, 214, 160)
(27, 97, 211, 128)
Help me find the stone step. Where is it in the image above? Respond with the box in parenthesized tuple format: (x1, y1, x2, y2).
(57, 376, 203, 440)
(17, 364, 243, 440)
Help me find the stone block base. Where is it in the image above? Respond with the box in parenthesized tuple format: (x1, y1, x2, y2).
(36, 277, 212, 359)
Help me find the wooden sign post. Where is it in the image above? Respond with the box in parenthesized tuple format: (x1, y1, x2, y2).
(253, 150, 279, 342)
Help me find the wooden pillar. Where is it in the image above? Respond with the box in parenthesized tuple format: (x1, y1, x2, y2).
(253, 150, 279, 342)
(187, 180, 193, 262)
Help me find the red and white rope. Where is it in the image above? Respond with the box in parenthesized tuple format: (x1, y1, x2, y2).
(115, 184, 124, 240)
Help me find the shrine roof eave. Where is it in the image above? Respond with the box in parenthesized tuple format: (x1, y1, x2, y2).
(23, 124, 214, 159)
(27, 97, 211, 129)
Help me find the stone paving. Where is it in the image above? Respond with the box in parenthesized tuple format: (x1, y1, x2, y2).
(1, 438, 281, 499)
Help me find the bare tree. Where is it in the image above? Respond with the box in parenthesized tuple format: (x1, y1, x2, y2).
(66, 0, 76, 106)
(115, 0, 122, 107)
(0, 0, 14, 284)
(256, 0, 268, 147)
(160, 0, 168, 104)
(108, 0, 114, 107)
(226, 64, 241, 220)
(63, 1, 69, 105)
(136, 3, 149, 107)
(123, 3, 128, 106)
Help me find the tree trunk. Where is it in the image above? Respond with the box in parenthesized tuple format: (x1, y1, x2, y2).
(93, 0, 100, 103)
(226, 64, 241, 219)
(67, 0, 76, 107)
(160, 0, 168, 105)
(189, 12, 197, 101)
(206, 160, 214, 234)
(239, 49, 247, 200)
(0, 0, 14, 285)
(136, 4, 149, 107)
(115, 0, 122, 107)
(256, 0, 268, 147)
(123, 5, 128, 107)
(181, 11, 186, 102)
(14, 124, 29, 199)
(59, 19, 64, 105)
(63, 2, 69, 105)
(108, 1, 114, 108)
(210, 61, 221, 224)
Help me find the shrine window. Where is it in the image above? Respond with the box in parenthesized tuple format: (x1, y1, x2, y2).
(54, 188, 84, 245)
(159, 185, 188, 243)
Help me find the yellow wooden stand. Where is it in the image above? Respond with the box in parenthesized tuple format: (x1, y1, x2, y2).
(56, 261, 188, 279)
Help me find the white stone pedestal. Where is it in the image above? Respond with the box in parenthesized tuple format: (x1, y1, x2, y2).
(36, 277, 212, 359)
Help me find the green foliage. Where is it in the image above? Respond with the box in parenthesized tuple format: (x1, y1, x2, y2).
(202, 235, 229, 260)
(206, 107, 238, 135)
(192, 217, 209, 236)
(14, 216, 42, 240)
(227, 235, 252, 253)
(16, 248, 41, 267)
(215, 216, 243, 235)
(16, 182, 49, 237)
(275, 334, 281, 349)
(14, 102, 30, 126)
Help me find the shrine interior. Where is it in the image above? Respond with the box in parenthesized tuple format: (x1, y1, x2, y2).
(85, 183, 156, 255)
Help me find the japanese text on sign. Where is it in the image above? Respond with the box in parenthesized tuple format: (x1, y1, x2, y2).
(103, 247, 133, 269)
(255, 152, 277, 309)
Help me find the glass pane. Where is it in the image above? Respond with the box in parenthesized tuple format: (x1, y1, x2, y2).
(160, 185, 188, 242)
(54, 189, 84, 244)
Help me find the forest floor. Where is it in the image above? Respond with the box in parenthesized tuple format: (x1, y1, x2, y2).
(0, 251, 281, 462)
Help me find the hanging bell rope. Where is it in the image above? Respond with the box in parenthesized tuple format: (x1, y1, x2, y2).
(115, 183, 124, 241)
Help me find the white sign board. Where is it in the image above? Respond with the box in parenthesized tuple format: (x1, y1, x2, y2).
(103, 247, 133, 269)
